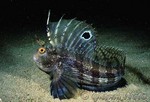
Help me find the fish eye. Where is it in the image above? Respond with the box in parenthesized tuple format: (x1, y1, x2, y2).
(38, 47, 46, 54)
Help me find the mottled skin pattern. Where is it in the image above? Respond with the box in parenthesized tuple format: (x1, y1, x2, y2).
(33, 11, 126, 99)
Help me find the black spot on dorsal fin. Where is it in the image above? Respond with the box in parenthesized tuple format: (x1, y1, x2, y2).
(81, 31, 91, 39)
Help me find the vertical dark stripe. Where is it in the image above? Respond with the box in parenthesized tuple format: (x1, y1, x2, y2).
(90, 61, 100, 84)
(74, 60, 84, 88)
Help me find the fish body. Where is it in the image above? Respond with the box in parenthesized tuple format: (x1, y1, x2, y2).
(33, 11, 126, 99)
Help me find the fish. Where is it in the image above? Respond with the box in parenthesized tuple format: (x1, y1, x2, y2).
(33, 10, 126, 100)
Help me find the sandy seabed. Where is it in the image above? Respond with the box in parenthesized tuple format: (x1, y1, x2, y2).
(0, 26, 150, 102)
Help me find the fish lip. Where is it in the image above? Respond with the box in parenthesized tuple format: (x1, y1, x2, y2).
(33, 54, 38, 62)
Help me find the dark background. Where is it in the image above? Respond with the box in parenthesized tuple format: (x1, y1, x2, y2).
(0, 0, 150, 33)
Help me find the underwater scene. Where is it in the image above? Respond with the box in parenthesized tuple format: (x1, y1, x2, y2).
(0, 1, 150, 102)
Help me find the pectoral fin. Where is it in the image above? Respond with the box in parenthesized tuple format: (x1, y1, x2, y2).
(50, 61, 77, 99)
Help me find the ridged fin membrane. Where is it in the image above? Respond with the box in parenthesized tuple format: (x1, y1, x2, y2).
(47, 18, 97, 58)
(76, 45, 126, 92)
(93, 45, 126, 70)
(50, 60, 77, 99)
(77, 78, 127, 92)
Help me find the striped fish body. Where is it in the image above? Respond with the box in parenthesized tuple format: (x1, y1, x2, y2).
(33, 12, 126, 99)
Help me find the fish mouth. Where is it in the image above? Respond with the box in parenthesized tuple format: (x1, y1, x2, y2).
(33, 54, 43, 69)
(33, 55, 53, 73)
(33, 53, 40, 62)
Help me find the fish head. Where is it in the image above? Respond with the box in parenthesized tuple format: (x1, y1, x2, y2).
(33, 46, 58, 73)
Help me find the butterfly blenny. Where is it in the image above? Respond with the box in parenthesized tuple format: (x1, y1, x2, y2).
(33, 10, 126, 99)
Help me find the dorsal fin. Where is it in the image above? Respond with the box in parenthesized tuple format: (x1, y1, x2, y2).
(47, 10, 51, 38)
(46, 13, 97, 59)
(47, 10, 51, 26)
